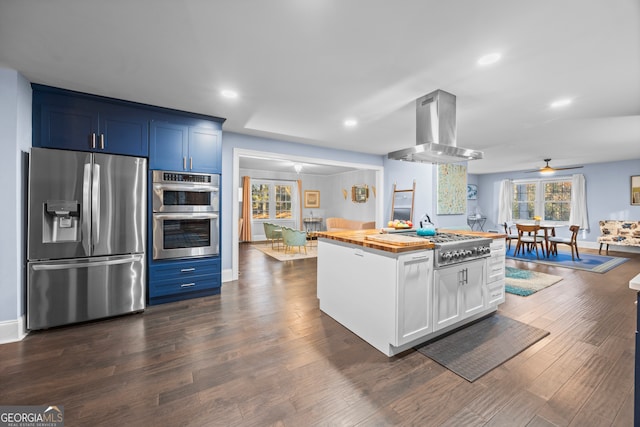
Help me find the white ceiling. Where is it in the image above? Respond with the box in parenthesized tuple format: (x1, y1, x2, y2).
(1, 0, 638, 175)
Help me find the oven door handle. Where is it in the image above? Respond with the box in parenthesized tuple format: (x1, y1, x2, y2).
(153, 183, 218, 192)
(153, 213, 219, 220)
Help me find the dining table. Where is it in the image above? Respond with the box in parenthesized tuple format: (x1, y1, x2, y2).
(515, 221, 565, 258)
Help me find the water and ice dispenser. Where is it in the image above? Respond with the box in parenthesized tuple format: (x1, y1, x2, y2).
(42, 200, 80, 243)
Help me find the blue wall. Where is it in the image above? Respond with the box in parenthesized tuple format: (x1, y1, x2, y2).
(475, 159, 640, 242)
(0, 68, 31, 336)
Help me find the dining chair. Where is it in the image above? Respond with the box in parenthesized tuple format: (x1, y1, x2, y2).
(503, 221, 519, 250)
(515, 224, 546, 259)
(548, 225, 581, 261)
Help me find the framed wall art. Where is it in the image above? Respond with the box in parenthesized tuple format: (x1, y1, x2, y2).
(304, 190, 320, 208)
(467, 184, 478, 200)
(351, 184, 369, 203)
(632, 176, 640, 205)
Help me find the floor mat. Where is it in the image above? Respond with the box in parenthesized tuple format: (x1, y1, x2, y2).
(416, 314, 549, 382)
(505, 266, 563, 296)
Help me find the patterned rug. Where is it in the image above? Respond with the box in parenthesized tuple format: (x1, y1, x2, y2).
(505, 246, 628, 273)
(416, 314, 550, 382)
(252, 243, 317, 261)
(505, 266, 563, 296)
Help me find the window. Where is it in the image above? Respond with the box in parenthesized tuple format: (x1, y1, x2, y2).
(275, 185, 292, 219)
(251, 180, 294, 220)
(512, 178, 572, 222)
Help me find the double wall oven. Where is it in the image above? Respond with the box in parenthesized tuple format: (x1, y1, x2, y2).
(152, 170, 220, 260)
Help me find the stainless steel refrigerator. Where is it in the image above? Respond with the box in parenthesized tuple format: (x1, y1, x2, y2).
(27, 148, 147, 330)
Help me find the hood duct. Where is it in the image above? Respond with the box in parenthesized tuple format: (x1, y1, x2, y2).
(388, 89, 484, 163)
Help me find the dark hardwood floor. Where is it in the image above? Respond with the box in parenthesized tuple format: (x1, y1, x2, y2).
(1, 243, 638, 426)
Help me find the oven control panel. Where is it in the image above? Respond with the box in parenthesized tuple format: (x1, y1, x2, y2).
(160, 172, 212, 183)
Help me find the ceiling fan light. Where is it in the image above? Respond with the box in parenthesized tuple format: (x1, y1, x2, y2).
(540, 167, 555, 175)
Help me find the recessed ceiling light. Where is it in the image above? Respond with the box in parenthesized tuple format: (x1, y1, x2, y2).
(550, 98, 573, 108)
(477, 52, 502, 66)
(221, 89, 238, 99)
(344, 119, 358, 127)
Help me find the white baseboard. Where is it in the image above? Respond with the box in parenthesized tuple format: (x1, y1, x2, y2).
(0, 315, 27, 345)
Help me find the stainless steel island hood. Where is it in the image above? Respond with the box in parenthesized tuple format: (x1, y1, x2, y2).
(388, 90, 484, 163)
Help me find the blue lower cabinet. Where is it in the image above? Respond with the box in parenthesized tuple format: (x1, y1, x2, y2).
(148, 257, 221, 305)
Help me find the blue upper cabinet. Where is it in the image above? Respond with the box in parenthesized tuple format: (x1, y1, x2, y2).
(32, 84, 225, 164)
(150, 121, 221, 173)
(189, 126, 221, 173)
(34, 88, 149, 157)
(99, 104, 150, 156)
(149, 121, 189, 171)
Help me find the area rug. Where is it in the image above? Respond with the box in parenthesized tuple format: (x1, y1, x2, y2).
(505, 246, 628, 273)
(415, 314, 550, 382)
(505, 266, 563, 296)
(253, 243, 317, 261)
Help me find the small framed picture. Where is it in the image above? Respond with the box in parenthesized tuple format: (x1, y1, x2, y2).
(304, 190, 320, 208)
(632, 176, 640, 205)
(467, 184, 478, 200)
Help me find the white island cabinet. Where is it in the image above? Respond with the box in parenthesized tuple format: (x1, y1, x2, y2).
(433, 259, 486, 332)
(317, 239, 433, 356)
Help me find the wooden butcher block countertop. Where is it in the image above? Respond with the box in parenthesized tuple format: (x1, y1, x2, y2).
(316, 229, 506, 253)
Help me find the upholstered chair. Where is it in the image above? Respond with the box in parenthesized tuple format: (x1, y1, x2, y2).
(281, 227, 308, 254)
(263, 222, 283, 250)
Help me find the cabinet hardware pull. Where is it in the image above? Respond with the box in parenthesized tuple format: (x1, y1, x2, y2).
(91, 133, 96, 149)
(190, 157, 193, 170)
(180, 268, 196, 272)
(183, 157, 187, 170)
(181, 283, 196, 288)
(100, 134, 105, 149)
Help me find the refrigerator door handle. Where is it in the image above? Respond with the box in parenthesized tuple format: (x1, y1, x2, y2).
(30, 254, 144, 271)
(82, 162, 92, 254)
(92, 163, 101, 246)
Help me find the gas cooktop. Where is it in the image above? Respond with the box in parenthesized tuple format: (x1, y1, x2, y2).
(423, 232, 484, 244)
(397, 231, 493, 267)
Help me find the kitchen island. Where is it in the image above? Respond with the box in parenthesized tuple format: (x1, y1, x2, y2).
(316, 229, 506, 356)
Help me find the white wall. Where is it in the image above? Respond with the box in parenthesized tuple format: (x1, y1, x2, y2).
(0, 68, 31, 342)
(322, 169, 376, 221)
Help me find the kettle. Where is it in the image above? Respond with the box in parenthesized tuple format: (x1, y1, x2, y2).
(417, 214, 436, 236)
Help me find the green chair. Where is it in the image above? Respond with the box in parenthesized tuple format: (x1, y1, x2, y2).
(281, 227, 308, 254)
(263, 222, 282, 250)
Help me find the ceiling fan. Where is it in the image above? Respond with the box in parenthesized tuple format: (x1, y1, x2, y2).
(525, 158, 584, 175)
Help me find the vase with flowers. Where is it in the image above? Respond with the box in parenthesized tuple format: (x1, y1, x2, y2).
(533, 216, 541, 225)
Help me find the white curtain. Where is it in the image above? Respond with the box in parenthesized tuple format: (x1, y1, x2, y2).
(497, 179, 513, 225)
(569, 173, 589, 230)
